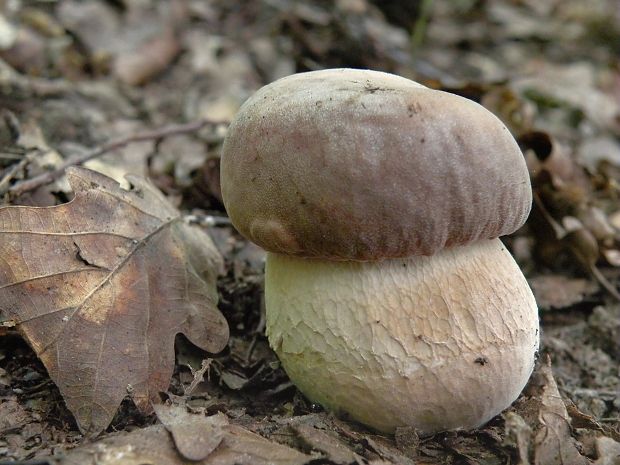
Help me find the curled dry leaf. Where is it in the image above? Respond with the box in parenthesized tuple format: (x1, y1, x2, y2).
(534, 359, 589, 465)
(155, 404, 227, 461)
(0, 167, 229, 435)
(505, 359, 601, 465)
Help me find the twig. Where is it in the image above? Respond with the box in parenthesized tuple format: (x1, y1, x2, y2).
(0, 149, 46, 196)
(534, 192, 620, 301)
(185, 358, 212, 396)
(8, 119, 227, 196)
(589, 264, 620, 301)
(533, 192, 566, 239)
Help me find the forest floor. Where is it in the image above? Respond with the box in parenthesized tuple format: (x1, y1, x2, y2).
(0, 1, 619, 464)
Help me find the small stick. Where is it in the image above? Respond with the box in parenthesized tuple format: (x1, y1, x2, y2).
(589, 264, 620, 301)
(8, 119, 227, 196)
(0, 149, 46, 196)
(185, 358, 212, 396)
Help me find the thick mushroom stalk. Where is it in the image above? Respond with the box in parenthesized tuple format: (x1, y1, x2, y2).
(266, 239, 538, 434)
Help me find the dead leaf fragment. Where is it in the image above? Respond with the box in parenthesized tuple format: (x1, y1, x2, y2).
(534, 359, 589, 465)
(529, 275, 598, 309)
(293, 423, 362, 464)
(0, 167, 229, 435)
(593, 436, 620, 465)
(155, 405, 226, 461)
(220, 424, 311, 465)
(504, 411, 533, 465)
(58, 409, 311, 465)
(0, 398, 31, 432)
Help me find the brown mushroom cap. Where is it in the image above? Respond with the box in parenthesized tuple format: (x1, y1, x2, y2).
(221, 68, 531, 260)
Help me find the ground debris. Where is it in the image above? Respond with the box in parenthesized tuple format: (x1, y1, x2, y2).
(0, 168, 227, 435)
(292, 422, 364, 464)
(55, 406, 312, 465)
(532, 359, 590, 465)
(592, 436, 620, 465)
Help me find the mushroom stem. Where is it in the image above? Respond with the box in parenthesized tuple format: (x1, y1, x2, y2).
(265, 238, 539, 435)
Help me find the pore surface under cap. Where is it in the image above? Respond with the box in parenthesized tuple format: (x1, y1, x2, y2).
(221, 68, 532, 260)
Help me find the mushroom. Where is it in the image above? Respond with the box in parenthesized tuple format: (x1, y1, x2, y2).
(220, 69, 539, 435)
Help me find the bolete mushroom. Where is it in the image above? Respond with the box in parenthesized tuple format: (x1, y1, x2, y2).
(220, 68, 539, 435)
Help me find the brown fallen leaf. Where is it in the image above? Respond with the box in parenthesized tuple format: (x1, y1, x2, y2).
(0, 167, 229, 435)
(534, 358, 589, 465)
(155, 404, 227, 461)
(56, 409, 312, 465)
(331, 417, 416, 465)
(292, 422, 363, 464)
(504, 358, 616, 465)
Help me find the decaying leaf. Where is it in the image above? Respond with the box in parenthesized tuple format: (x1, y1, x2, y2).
(114, 28, 181, 86)
(292, 422, 363, 464)
(593, 436, 620, 465)
(503, 358, 619, 465)
(56, 0, 184, 85)
(0, 398, 31, 432)
(504, 411, 533, 465)
(529, 275, 598, 310)
(57, 409, 311, 465)
(155, 404, 226, 461)
(0, 167, 229, 435)
(533, 359, 589, 465)
(331, 417, 416, 465)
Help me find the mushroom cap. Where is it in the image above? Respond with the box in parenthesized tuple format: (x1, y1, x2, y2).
(265, 239, 539, 434)
(221, 68, 532, 260)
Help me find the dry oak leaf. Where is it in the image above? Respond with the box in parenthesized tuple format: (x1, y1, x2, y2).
(534, 358, 589, 465)
(0, 167, 229, 435)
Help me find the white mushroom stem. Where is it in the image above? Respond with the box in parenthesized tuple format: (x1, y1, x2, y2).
(265, 238, 539, 435)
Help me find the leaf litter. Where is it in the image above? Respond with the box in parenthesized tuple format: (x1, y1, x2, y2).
(0, 0, 619, 463)
(0, 167, 228, 435)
